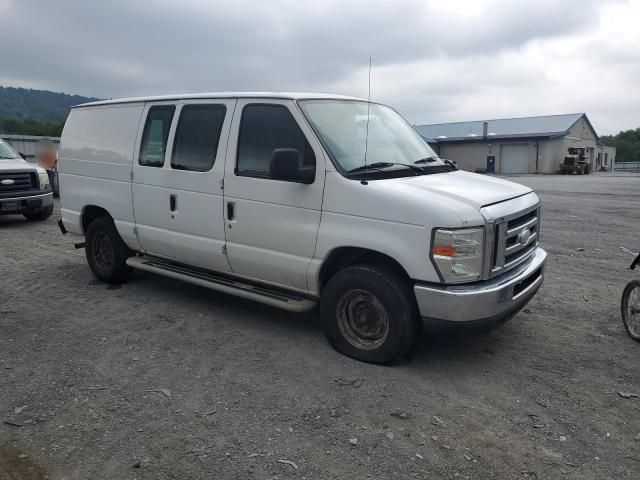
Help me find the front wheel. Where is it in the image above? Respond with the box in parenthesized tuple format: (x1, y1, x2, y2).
(621, 280, 640, 341)
(320, 265, 419, 364)
(85, 216, 132, 284)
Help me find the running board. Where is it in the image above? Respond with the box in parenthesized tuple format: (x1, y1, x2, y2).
(126, 256, 316, 313)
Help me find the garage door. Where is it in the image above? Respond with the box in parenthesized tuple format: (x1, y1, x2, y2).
(500, 144, 529, 174)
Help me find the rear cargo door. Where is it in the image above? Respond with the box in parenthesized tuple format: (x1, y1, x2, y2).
(161, 99, 235, 272)
(132, 99, 235, 273)
(132, 102, 179, 259)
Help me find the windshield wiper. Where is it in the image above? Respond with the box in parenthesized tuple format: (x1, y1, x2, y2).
(348, 162, 424, 174)
(414, 156, 439, 164)
(0, 156, 17, 159)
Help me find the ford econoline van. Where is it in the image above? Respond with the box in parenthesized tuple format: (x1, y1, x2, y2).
(58, 92, 546, 364)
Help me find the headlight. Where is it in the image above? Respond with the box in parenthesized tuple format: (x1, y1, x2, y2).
(431, 227, 484, 283)
(36, 167, 49, 189)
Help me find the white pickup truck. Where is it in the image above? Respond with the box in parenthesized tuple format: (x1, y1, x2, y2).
(0, 138, 53, 220)
(58, 92, 546, 364)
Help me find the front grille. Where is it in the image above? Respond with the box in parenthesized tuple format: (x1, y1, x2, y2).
(0, 171, 37, 193)
(490, 205, 539, 276)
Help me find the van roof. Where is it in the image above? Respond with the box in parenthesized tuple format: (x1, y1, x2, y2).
(75, 92, 366, 108)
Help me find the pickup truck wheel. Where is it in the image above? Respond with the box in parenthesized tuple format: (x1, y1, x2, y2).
(320, 265, 418, 365)
(85, 216, 132, 284)
(23, 204, 53, 221)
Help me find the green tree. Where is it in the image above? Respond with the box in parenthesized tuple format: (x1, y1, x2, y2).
(601, 128, 640, 162)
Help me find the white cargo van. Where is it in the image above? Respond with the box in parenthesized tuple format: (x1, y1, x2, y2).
(58, 92, 546, 364)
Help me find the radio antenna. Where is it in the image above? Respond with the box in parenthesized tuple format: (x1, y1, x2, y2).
(361, 56, 372, 185)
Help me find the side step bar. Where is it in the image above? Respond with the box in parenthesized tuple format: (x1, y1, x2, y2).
(126, 256, 317, 313)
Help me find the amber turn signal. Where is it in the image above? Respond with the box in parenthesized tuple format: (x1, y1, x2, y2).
(432, 244, 456, 257)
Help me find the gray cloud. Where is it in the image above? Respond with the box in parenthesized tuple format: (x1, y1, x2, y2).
(0, 0, 636, 133)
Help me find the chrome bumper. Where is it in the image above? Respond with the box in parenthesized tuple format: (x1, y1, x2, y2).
(414, 247, 546, 323)
(0, 191, 53, 212)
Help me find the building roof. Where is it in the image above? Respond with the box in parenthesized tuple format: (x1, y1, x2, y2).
(76, 92, 365, 108)
(414, 113, 594, 143)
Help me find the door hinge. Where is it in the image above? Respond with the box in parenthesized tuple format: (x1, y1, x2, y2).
(133, 227, 139, 236)
(130, 170, 134, 180)
(222, 245, 227, 255)
(219, 178, 224, 190)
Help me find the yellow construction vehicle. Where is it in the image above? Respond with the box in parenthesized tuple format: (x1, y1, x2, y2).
(559, 148, 590, 175)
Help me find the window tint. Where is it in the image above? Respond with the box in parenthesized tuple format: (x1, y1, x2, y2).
(171, 104, 226, 172)
(139, 105, 175, 167)
(237, 104, 315, 177)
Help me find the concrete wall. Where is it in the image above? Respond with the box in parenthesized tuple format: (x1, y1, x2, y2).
(535, 138, 565, 173)
(596, 145, 616, 170)
(439, 139, 554, 174)
(603, 146, 616, 167)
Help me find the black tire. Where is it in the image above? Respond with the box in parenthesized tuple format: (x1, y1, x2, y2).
(621, 280, 640, 341)
(23, 204, 54, 221)
(85, 216, 132, 284)
(320, 264, 419, 365)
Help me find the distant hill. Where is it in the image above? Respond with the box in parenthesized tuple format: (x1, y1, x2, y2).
(0, 86, 102, 123)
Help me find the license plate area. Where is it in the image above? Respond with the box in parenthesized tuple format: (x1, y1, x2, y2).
(1, 201, 20, 211)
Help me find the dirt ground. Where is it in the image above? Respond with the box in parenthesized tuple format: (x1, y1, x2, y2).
(1, 173, 639, 479)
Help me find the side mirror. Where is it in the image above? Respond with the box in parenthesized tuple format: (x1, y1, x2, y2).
(269, 148, 315, 184)
(18, 152, 26, 160)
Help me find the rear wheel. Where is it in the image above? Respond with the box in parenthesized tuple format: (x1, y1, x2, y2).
(85, 216, 132, 284)
(23, 204, 53, 221)
(621, 280, 640, 341)
(320, 264, 419, 364)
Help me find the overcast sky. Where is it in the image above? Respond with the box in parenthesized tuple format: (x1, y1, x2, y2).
(1, 0, 638, 134)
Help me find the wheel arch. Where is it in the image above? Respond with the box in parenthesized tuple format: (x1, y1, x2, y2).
(318, 247, 412, 293)
(81, 205, 112, 233)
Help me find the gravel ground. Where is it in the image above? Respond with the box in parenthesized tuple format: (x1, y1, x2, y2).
(1, 173, 639, 479)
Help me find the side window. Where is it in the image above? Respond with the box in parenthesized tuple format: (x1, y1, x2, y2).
(139, 105, 175, 167)
(171, 104, 226, 172)
(237, 104, 315, 178)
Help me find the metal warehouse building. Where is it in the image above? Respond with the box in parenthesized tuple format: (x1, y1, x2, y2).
(415, 113, 616, 174)
(1, 134, 60, 164)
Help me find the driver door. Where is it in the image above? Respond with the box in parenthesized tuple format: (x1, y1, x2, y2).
(222, 99, 326, 292)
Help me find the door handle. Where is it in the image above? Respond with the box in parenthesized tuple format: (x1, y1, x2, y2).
(227, 202, 235, 221)
(170, 194, 177, 212)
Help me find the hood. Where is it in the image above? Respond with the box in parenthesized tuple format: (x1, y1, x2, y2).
(0, 158, 37, 172)
(323, 170, 536, 230)
(388, 170, 531, 209)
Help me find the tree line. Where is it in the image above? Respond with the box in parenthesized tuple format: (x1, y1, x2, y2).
(600, 128, 640, 163)
(0, 117, 64, 137)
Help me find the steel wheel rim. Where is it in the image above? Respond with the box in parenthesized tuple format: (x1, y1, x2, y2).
(337, 289, 389, 350)
(92, 232, 114, 269)
(625, 285, 640, 338)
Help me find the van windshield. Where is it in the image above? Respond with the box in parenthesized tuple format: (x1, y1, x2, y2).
(299, 100, 444, 174)
(0, 140, 20, 159)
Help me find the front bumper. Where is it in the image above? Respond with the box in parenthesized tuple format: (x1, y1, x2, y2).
(414, 247, 546, 326)
(0, 191, 53, 215)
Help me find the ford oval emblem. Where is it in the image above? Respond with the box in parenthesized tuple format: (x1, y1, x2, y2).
(1, 179, 15, 185)
(518, 228, 531, 245)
